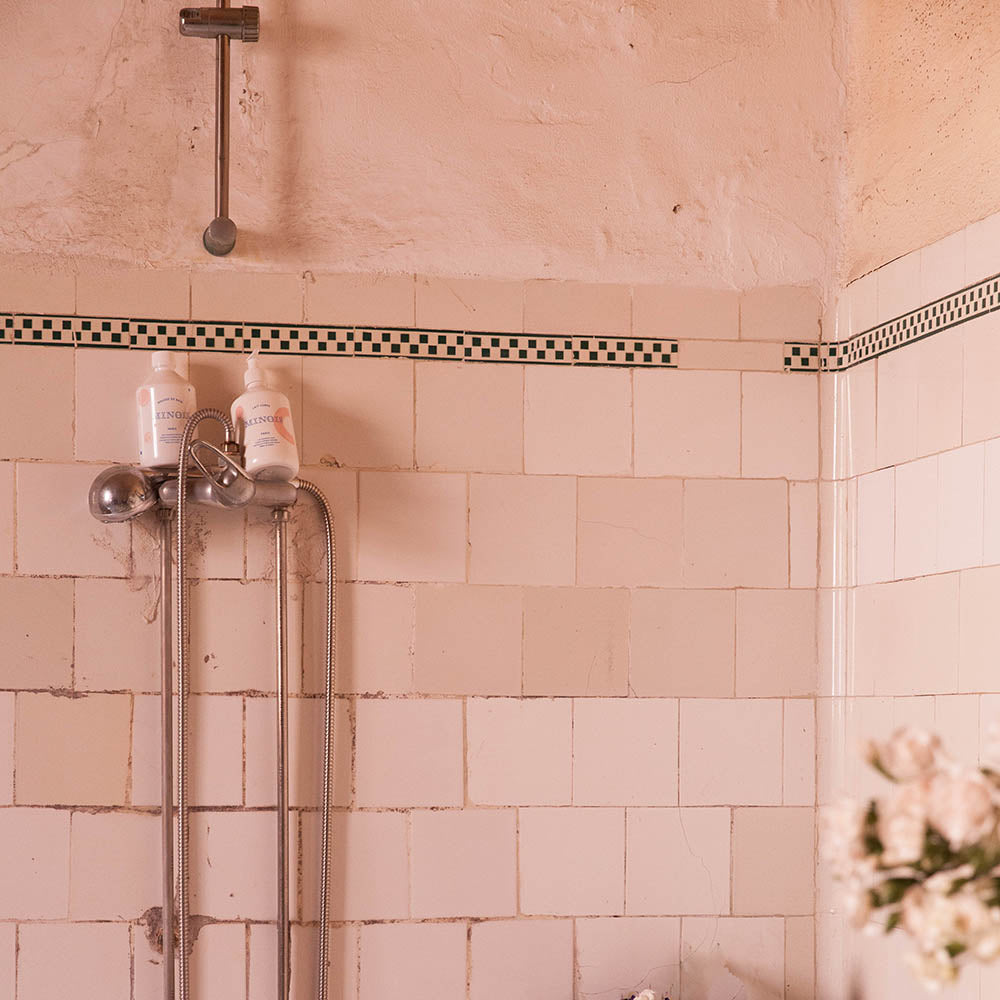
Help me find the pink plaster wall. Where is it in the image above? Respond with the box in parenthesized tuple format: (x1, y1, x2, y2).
(0, 0, 844, 290)
(845, 0, 1000, 280)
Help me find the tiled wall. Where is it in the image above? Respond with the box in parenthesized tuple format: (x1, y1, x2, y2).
(817, 212, 1000, 1000)
(0, 268, 820, 999)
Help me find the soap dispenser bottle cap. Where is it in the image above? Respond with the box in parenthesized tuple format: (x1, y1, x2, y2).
(152, 350, 177, 370)
(244, 350, 268, 389)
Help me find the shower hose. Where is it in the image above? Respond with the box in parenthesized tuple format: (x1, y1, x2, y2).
(175, 410, 338, 1000)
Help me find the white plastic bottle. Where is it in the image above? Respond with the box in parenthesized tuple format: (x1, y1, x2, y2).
(136, 352, 197, 468)
(231, 352, 300, 481)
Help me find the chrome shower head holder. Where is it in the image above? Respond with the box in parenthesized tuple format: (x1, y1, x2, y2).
(179, 2, 260, 256)
(179, 6, 259, 40)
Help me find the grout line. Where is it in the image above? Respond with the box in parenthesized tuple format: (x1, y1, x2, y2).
(125, 694, 135, 806)
(411, 360, 417, 471)
(464, 474, 471, 586)
(629, 368, 636, 477)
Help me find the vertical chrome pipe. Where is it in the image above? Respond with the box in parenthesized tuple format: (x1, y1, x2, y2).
(159, 509, 176, 1000)
(216, 0, 230, 222)
(178, 1, 258, 255)
(274, 507, 291, 1000)
(202, 0, 237, 254)
(292, 479, 338, 1000)
(176, 409, 235, 1000)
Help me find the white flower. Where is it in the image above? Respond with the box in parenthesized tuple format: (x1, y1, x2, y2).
(904, 948, 959, 990)
(926, 767, 998, 850)
(631, 992, 657, 1000)
(870, 727, 943, 782)
(879, 781, 929, 866)
(903, 884, 993, 956)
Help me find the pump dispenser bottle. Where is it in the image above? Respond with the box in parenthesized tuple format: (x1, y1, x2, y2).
(231, 352, 299, 481)
(136, 352, 197, 468)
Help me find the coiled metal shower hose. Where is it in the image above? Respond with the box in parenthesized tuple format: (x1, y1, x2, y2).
(174, 413, 338, 1000)
(292, 478, 338, 1000)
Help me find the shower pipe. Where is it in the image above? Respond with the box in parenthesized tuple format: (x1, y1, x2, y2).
(179, 0, 260, 255)
(173, 412, 338, 1000)
(158, 507, 175, 1000)
(89, 420, 337, 1000)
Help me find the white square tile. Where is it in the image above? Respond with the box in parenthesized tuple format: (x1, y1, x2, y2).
(680, 699, 782, 805)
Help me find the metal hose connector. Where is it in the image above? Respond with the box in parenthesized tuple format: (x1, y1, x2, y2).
(176, 409, 235, 1000)
(292, 478, 338, 1000)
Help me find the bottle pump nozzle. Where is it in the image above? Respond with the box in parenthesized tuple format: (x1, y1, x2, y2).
(244, 350, 267, 389)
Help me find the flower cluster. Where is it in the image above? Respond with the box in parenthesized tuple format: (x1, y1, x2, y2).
(827, 727, 1000, 989)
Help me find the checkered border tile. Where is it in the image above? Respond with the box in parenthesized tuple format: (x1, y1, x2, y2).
(0, 314, 678, 368)
(781, 273, 1000, 372)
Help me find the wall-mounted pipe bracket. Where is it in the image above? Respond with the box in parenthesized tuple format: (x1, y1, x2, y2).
(179, 2, 260, 256)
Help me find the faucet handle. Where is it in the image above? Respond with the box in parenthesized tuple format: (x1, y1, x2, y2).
(188, 439, 256, 508)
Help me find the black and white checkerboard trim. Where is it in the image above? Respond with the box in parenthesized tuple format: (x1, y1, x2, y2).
(784, 273, 1000, 372)
(0, 314, 678, 368)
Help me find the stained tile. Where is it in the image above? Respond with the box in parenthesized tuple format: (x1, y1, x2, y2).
(741, 372, 818, 480)
(467, 697, 572, 806)
(741, 285, 821, 342)
(524, 366, 631, 475)
(629, 589, 735, 697)
(470, 920, 573, 1000)
(625, 807, 730, 915)
(355, 698, 463, 806)
(17, 922, 130, 1000)
(306, 272, 414, 327)
(523, 587, 628, 696)
(575, 916, 681, 1000)
(0, 344, 74, 459)
(680, 699, 782, 805)
(632, 285, 738, 340)
(17, 462, 130, 576)
(470, 474, 576, 585)
(416, 276, 522, 333)
(414, 584, 521, 694)
(0, 576, 73, 689)
(416, 361, 523, 472)
(0, 808, 70, 918)
(633, 370, 739, 477)
(573, 698, 678, 806)
(360, 923, 466, 1000)
(519, 807, 624, 916)
(191, 270, 302, 324)
(735, 590, 817, 697)
(410, 808, 517, 917)
(301, 356, 413, 469)
(358, 471, 466, 583)
(577, 477, 683, 587)
(733, 806, 814, 915)
(78, 266, 189, 319)
(16, 692, 131, 805)
(524, 280, 630, 336)
(682, 479, 788, 588)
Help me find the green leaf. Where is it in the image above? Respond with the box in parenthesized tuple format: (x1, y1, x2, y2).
(872, 878, 918, 907)
(946, 942, 967, 959)
(869, 756, 898, 783)
(885, 911, 902, 933)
